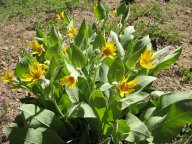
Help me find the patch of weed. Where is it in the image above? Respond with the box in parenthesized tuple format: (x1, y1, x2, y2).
(0, 0, 93, 23)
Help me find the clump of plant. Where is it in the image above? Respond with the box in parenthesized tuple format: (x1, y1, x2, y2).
(1, 2, 192, 144)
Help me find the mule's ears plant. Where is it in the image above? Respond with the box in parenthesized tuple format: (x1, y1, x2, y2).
(2, 2, 191, 144)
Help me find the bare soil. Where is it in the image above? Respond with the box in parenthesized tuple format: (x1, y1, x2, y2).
(0, 0, 191, 143)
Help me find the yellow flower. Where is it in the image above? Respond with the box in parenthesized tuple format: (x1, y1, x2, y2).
(140, 48, 156, 69)
(1, 70, 13, 83)
(102, 42, 116, 57)
(67, 26, 77, 37)
(29, 38, 43, 56)
(61, 45, 67, 53)
(22, 61, 47, 83)
(60, 75, 76, 88)
(56, 11, 64, 20)
(118, 77, 137, 97)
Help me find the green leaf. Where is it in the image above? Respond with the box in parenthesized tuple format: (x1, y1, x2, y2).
(93, 31, 105, 50)
(99, 83, 112, 92)
(48, 26, 60, 47)
(153, 46, 171, 58)
(136, 75, 156, 90)
(89, 89, 107, 121)
(63, 11, 70, 25)
(75, 19, 87, 48)
(126, 36, 151, 70)
(65, 62, 79, 78)
(89, 90, 107, 136)
(121, 92, 149, 110)
(151, 47, 182, 75)
(128, 100, 148, 115)
(15, 59, 29, 80)
(125, 113, 150, 142)
(67, 102, 96, 118)
(116, 2, 129, 22)
(119, 26, 135, 47)
(107, 56, 125, 83)
(94, 3, 106, 20)
(99, 64, 109, 83)
(19, 104, 70, 139)
(65, 86, 79, 103)
(36, 29, 48, 46)
(110, 31, 125, 59)
(4, 127, 65, 144)
(45, 44, 60, 60)
(140, 107, 156, 121)
(114, 120, 130, 142)
(153, 91, 192, 116)
(77, 76, 91, 102)
(58, 94, 72, 115)
(46, 55, 59, 79)
(71, 44, 87, 68)
(146, 100, 192, 143)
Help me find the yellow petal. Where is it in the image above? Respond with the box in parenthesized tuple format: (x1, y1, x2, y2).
(22, 74, 34, 82)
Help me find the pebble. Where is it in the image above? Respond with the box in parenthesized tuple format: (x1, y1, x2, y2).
(185, 10, 190, 15)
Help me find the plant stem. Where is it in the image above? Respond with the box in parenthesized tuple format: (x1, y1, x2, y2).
(52, 99, 65, 118)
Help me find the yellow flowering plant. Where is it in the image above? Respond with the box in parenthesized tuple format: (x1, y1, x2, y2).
(2, 2, 192, 144)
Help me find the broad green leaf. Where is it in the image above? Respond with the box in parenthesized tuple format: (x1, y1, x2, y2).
(46, 55, 59, 79)
(65, 62, 79, 78)
(94, 3, 106, 20)
(44, 44, 60, 60)
(93, 31, 105, 50)
(65, 86, 79, 103)
(89, 90, 107, 136)
(19, 104, 70, 139)
(48, 26, 60, 47)
(121, 92, 149, 110)
(99, 83, 112, 91)
(15, 58, 29, 80)
(58, 94, 72, 115)
(133, 35, 151, 53)
(15, 50, 37, 80)
(140, 107, 156, 121)
(136, 75, 156, 90)
(107, 56, 125, 83)
(36, 29, 48, 46)
(67, 102, 96, 118)
(99, 64, 109, 83)
(116, 2, 127, 16)
(110, 31, 125, 59)
(126, 36, 151, 70)
(119, 26, 135, 47)
(107, 98, 122, 121)
(128, 100, 148, 115)
(50, 66, 63, 85)
(63, 11, 70, 25)
(75, 19, 87, 47)
(116, 2, 129, 22)
(125, 113, 150, 142)
(22, 49, 35, 64)
(151, 47, 182, 75)
(114, 120, 130, 142)
(147, 100, 192, 143)
(89, 89, 107, 121)
(153, 46, 171, 58)
(77, 76, 91, 102)
(71, 44, 87, 68)
(4, 127, 65, 144)
(153, 91, 192, 116)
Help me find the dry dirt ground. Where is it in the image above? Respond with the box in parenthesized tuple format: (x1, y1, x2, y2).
(0, 0, 192, 143)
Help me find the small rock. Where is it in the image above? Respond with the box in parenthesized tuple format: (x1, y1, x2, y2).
(185, 10, 190, 15)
